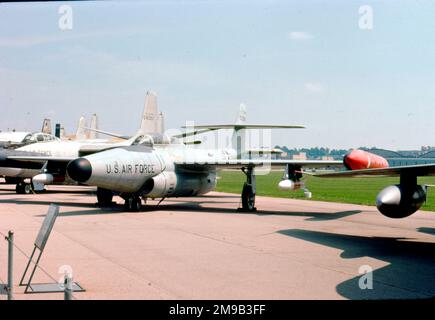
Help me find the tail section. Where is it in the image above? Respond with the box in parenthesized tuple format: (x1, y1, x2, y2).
(235, 103, 247, 125)
(138, 91, 163, 135)
(79, 91, 165, 144)
(41, 118, 52, 134)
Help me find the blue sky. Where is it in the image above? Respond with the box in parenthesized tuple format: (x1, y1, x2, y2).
(0, 0, 434, 149)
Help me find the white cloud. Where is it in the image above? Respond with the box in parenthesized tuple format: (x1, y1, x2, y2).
(304, 82, 325, 94)
(0, 28, 156, 48)
(288, 31, 314, 40)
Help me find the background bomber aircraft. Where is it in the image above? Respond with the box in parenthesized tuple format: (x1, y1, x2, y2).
(0, 91, 342, 211)
(0, 93, 164, 193)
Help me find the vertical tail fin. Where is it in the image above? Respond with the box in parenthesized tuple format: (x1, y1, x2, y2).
(75, 116, 88, 140)
(41, 118, 52, 134)
(89, 113, 99, 139)
(138, 91, 163, 135)
(235, 103, 247, 125)
(231, 104, 247, 158)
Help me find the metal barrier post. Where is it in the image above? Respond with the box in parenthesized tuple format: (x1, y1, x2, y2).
(7, 231, 14, 300)
(64, 273, 73, 300)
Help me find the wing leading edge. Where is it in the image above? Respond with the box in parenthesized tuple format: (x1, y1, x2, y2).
(174, 159, 342, 170)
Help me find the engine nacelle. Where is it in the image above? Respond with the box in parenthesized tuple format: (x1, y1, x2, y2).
(142, 172, 217, 198)
(376, 184, 426, 218)
(278, 179, 304, 191)
(141, 171, 177, 198)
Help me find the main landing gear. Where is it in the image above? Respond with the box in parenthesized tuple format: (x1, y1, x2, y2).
(239, 166, 256, 212)
(96, 188, 144, 212)
(123, 195, 143, 212)
(15, 179, 46, 194)
(16, 181, 32, 194)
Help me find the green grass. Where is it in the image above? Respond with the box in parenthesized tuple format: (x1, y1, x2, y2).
(216, 170, 435, 212)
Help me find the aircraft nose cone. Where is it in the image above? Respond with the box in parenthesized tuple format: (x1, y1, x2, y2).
(67, 158, 92, 183)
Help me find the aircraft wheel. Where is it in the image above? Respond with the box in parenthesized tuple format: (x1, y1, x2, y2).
(124, 196, 142, 212)
(241, 183, 256, 212)
(97, 187, 114, 206)
(16, 182, 32, 195)
(133, 197, 142, 211)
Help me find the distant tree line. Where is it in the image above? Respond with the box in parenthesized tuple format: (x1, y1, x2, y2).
(274, 146, 350, 160)
(275, 146, 430, 160)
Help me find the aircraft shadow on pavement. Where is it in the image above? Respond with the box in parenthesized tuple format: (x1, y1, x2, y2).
(278, 229, 435, 299)
(418, 227, 435, 236)
(147, 201, 362, 221)
(0, 197, 98, 210)
(0, 194, 360, 221)
(0, 187, 95, 194)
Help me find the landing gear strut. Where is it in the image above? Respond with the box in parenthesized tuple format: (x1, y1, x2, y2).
(239, 166, 256, 212)
(283, 164, 312, 198)
(123, 195, 142, 212)
(96, 187, 114, 207)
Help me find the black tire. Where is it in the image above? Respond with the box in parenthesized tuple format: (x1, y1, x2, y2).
(134, 197, 142, 212)
(97, 187, 113, 206)
(241, 183, 256, 211)
(23, 183, 32, 194)
(124, 196, 141, 212)
(16, 183, 25, 194)
(16, 182, 31, 194)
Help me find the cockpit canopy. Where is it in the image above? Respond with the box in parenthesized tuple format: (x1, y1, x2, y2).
(131, 134, 171, 147)
(22, 132, 60, 144)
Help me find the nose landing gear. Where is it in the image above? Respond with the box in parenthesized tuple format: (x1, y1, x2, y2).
(96, 187, 114, 207)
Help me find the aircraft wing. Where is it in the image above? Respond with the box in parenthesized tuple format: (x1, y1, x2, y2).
(181, 124, 306, 130)
(174, 159, 342, 171)
(4, 155, 75, 163)
(311, 163, 435, 178)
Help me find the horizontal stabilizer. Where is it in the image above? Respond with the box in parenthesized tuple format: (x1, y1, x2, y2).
(83, 127, 129, 140)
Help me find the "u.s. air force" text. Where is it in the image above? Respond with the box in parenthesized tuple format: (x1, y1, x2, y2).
(106, 163, 155, 175)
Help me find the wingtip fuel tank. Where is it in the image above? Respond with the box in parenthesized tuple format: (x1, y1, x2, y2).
(344, 149, 389, 170)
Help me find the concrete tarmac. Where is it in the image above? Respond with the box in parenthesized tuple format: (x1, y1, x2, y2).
(0, 183, 434, 300)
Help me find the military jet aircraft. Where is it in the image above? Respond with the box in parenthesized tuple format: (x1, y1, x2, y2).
(63, 95, 342, 211)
